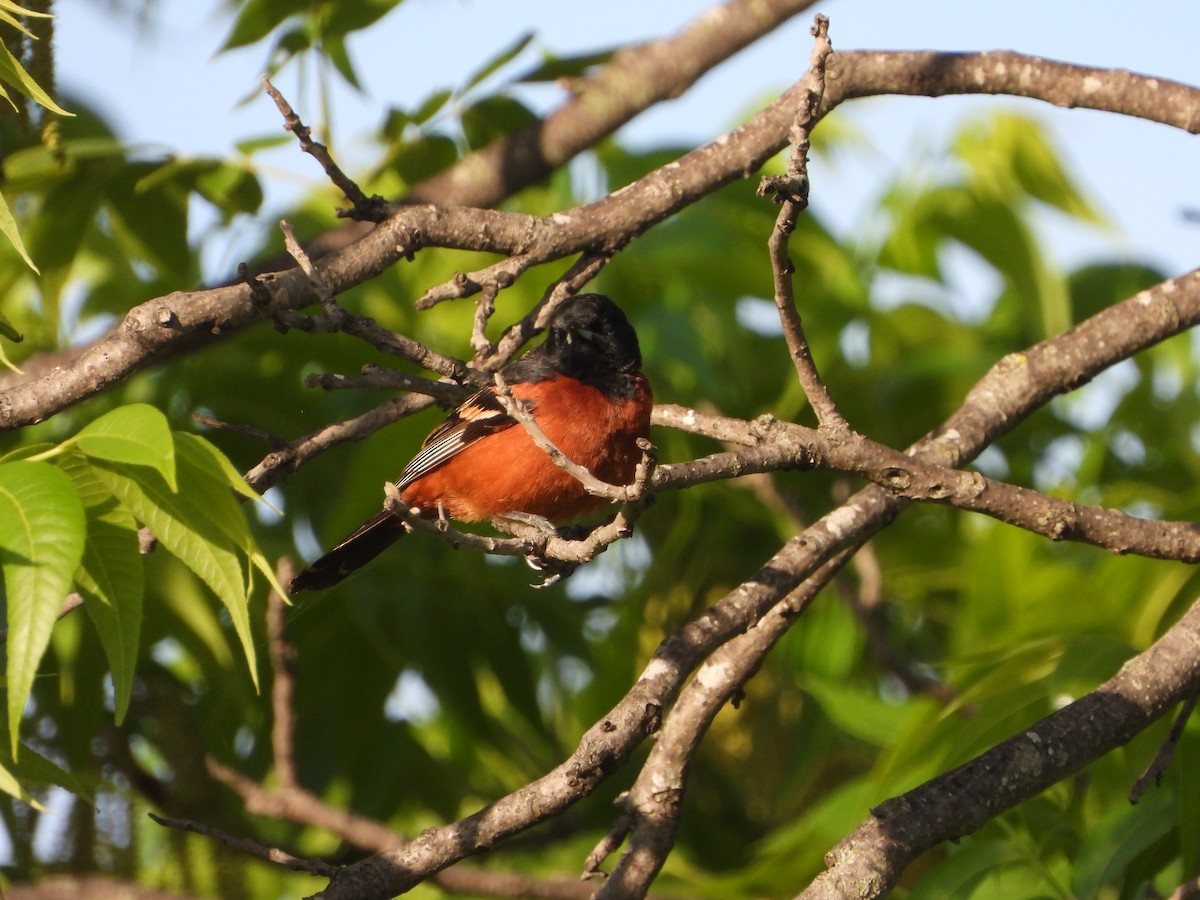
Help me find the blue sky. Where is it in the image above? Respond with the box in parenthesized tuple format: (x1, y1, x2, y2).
(55, 0, 1199, 281)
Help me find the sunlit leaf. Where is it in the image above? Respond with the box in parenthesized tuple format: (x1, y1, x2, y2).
(0, 188, 37, 274)
(0, 0, 54, 21)
(0, 339, 20, 373)
(955, 113, 1105, 225)
(802, 676, 929, 748)
(73, 403, 176, 491)
(195, 163, 264, 217)
(0, 461, 86, 755)
(89, 443, 260, 690)
(176, 433, 285, 596)
(0, 725, 83, 806)
(0, 39, 71, 117)
(59, 453, 144, 725)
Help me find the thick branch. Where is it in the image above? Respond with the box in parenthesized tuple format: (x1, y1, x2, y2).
(4, 52, 1196, 431)
(826, 50, 1200, 131)
(652, 267, 1200, 562)
(405, 0, 823, 207)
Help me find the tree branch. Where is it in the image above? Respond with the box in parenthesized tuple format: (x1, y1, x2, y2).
(4, 52, 1196, 433)
(404, 0, 824, 208)
(758, 15, 848, 434)
(597, 550, 853, 897)
(798, 592, 1200, 899)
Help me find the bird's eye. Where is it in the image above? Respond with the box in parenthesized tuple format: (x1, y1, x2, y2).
(574, 326, 598, 344)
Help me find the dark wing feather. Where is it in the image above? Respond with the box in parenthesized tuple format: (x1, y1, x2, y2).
(395, 386, 531, 490)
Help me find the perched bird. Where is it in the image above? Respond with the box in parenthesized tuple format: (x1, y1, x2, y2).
(290, 294, 652, 592)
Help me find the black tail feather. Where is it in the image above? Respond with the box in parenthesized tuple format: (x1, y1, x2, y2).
(290, 511, 407, 593)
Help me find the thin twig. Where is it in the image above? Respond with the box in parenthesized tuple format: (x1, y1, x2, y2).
(192, 413, 288, 449)
(268, 563, 299, 788)
(757, 15, 847, 435)
(492, 372, 650, 504)
(149, 811, 338, 877)
(471, 283, 500, 356)
(262, 78, 384, 220)
(303, 365, 467, 406)
(482, 254, 613, 372)
(418, 255, 538, 310)
(281, 220, 339, 315)
(583, 806, 632, 880)
(1129, 688, 1198, 803)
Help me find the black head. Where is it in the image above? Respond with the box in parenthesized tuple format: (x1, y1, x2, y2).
(541, 294, 642, 382)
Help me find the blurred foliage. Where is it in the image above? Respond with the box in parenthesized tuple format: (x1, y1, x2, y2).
(0, 4, 1197, 899)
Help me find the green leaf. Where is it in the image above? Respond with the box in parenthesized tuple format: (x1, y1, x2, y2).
(515, 48, 615, 83)
(908, 840, 1025, 899)
(411, 88, 453, 126)
(462, 31, 534, 92)
(1068, 262, 1165, 326)
(234, 133, 292, 155)
(2, 137, 125, 192)
(0, 756, 40, 807)
(25, 165, 109, 314)
(0, 339, 20, 373)
(89, 435, 262, 688)
(322, 34, 361, 91)
(388, 134, 459, 186)
(802, 675, 929, 747)
(175, 433, 285, 596)
(0, 307, 22, 342)
(76, 513, 143, 725)
(0, 461, 86, 755)
(0, 39, 71, 117)
(0, 188, 38, 274)
(0, 704, 89, 805)
(82, 465, 243, 682)
(73, 403, 176, 490)
(59, 453, 144, 725)
(104, 164, 192, 277)
(1071, 782, 1175, 896)
(194, 163, 264, 217)
(321, 0, 404, 40)
(460, 95, 538, 150)
(0, 444, 53, 464)
(176, 431, 265, 507)
(0, 0, 54, 21)
(218, 0, 307, 51)
(0, 738, 83, 808)
(955, 113, 1105, 225)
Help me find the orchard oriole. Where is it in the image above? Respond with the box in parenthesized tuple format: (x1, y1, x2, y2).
(290, 294, 652, 592)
